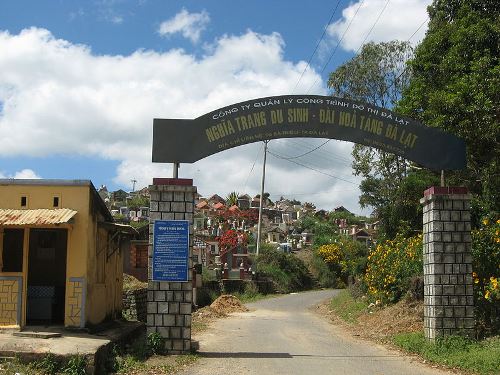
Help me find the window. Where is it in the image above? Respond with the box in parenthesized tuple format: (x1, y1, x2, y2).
(53, 197, 59, 207)
(1, 229, 24, 272)
(21, 196, 27, 207)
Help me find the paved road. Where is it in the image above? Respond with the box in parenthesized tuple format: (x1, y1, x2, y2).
(181, 289, 452, 375)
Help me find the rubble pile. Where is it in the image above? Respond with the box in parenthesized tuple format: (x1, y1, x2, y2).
(210, 295, 249, 314)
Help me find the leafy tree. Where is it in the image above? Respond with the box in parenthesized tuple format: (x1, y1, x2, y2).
(226, 191, 239, 207)
(127, 194, 149, 210)
(398, 0, 500, 218)
(328, 41, 433, 237)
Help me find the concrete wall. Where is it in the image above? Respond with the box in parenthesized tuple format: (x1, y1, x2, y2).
(0, 182, 123, 328)
(421, 187, 474, 340)
(147, 179, 195, 354)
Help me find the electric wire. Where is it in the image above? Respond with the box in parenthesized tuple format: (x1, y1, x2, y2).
(293, 0, 343, 93)
(378, 17, 429, 102)
(278, 138, 352, 165)
(355, 0, 390, 54)
(408, 18, 428, 41)
(276, 139, 331, 160)
(268, 149, 356, 184)
(307, 0, 366, 93)
(242, 143, 263, 193)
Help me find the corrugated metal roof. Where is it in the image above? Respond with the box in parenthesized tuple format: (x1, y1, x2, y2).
(0, 208, 77, 226)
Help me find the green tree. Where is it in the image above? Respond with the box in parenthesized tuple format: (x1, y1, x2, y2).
(127, 194, 149, 210)
(328, 41, 435, 237)
(398, 0, 500, 218)
(226, 191, 239, 207)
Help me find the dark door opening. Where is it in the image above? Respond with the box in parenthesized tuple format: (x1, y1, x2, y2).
(27, 229, 67, 325)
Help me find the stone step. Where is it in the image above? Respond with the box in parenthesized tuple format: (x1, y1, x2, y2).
(13, 331, 62, 339)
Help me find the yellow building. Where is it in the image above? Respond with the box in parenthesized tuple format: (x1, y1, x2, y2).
(0, 179, 134, 330)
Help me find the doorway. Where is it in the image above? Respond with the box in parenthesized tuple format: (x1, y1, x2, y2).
(27, 229, 67, 325)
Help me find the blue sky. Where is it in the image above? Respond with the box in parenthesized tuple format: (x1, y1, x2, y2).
(0, 0, 430, 213)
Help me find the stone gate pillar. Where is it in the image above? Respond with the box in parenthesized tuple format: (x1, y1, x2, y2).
(147, 178, 195, 353)
(421, 186, 474, 340)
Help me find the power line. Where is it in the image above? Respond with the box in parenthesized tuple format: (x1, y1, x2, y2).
(355, 0, 390, 54)
(269, 143, 355, 179)
(408, 18, 428, 41)
(268, 149, 356, 184)
(277, 189, 360, 196)
(278, 138, 352, 164)
(293, 0, 343, 93)
(378, 16, 429, 101)
(277, 139, 331, 160)
(242, 143, 263, 192)
(307, 0, 366, 93)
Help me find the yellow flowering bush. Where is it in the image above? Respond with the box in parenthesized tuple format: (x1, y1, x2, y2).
(472, 217, 500, 334)
(365, 233, 423, 303)
(316, 239, 368, 287)
(318, 243, 343, 264)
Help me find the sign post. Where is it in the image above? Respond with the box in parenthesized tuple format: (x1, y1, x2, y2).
(152, 220, 189, 282)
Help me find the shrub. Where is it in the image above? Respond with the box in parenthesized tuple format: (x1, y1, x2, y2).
(317, 238, 368, 281)
(32, 353, 59, 375)
(62, 354, 87, 375)
(147, 332, 165, 355)
(472, 217, 500, 336)
(364, 233, 423, 303)
(310, 251, 343, 288)
(255, 247, 313, 293)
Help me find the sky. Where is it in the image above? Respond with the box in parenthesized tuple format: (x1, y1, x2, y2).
(0, 0, 431, 214)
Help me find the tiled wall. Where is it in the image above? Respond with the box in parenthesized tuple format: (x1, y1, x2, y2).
(421, 191, 474, 340)
(0, 276, 22, 326)
(148, 181, 195, 353)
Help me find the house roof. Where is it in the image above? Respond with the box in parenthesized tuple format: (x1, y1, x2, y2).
(98, 221, 138, 235)
(209, 194, 225, 203)
(0, 208, 78, 226)
(196, 201, 208, 209)
(213, 202, 225, 210)
(228, 205, 239, 211)
(0, 179, 113, 222)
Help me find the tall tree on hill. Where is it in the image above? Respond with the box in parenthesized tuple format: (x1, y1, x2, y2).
(397, 0, 500, 219)
(328, 41, 438, 237)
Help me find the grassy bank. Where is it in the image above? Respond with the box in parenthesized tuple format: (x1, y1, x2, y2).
(329, 289, 368, 323)
(393, 333, 500, 375)
(328, 291, 500, 374)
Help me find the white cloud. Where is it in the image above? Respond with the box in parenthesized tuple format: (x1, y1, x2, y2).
(158, 8, 210, 43)
(0, 27, 370, 213)
(0, 169, 41, 179)
(327, 0, 431, 52)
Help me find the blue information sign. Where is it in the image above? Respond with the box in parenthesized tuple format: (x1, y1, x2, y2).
(152, 220, 189, 282)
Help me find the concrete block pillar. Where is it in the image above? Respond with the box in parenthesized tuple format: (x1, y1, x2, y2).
(147, 178, 195, 353)
(421, 186, 474, 340)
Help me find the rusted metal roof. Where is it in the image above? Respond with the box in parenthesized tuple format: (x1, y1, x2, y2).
(0, 208, 77, 226)
(98, 221, 138, 234)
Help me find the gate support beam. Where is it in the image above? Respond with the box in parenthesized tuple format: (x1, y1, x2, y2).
(148, 177, 195, 353)
(421, 186, 474, 341)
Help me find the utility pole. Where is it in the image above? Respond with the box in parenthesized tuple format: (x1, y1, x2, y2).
(173, 163, 180, 178)
(256, 140, 269, 256)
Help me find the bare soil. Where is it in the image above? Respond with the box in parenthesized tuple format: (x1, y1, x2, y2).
(316, 297, 424, 343)
(192, 295, 248, 334)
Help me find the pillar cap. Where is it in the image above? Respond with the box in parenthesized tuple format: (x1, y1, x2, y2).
(424, 186, 468, 196)
(153, 178, 193, 186)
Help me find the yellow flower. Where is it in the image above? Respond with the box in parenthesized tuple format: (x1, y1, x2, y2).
(485, 290, 491, 300)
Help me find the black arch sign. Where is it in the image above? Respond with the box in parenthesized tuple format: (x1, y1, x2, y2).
(153, 95, 466, 170)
